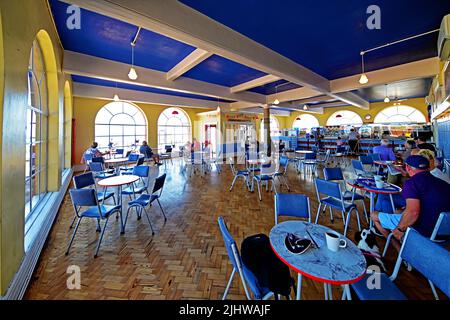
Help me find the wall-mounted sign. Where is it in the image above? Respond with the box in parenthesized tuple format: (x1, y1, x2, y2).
(224, 113, 259, 122)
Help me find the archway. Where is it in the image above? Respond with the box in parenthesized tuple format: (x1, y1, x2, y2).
(292, 114, 320, 133)
(326, 110, 363, 126)
(157, 107, 192, 151)
(374, 105, 426, 124)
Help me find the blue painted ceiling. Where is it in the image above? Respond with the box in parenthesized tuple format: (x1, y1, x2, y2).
(249, 80, 301, 95)
(180, 0, 450, 80)
(72, 75, 235, 103)
(49, 0, 267, 87)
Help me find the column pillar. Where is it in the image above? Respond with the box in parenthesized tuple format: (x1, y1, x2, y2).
(263, 104, 271, 156)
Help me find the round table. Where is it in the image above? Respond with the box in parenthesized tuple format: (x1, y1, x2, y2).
(347, 178, 402, 229)
(98, 175, 140, 234)
(270, 221, 366, 300)
(104, 157, 130, 173)
(373, 160, 392, 167)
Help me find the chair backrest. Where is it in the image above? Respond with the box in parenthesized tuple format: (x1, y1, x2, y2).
(261, 161, 278, 176)
(152, 173, 167, 195)
(352, 159, 365, 173)
(359, 155, 373, 165)
(136, 156, 145, 166)
(430, 212, 450, 241)
(69, 188, 98, 208)
(218, 217, 242, 270)
(336, 146, 346, 154)
(128, 153, 140, 162)
(73, 172, 96, 189)
(89, 162, 105, 173)
(315, 178, 342, 201)
(274, 194, 311, 224)
(279, 155, 289, 169)
(92, 157, 105, 164)
(391, 228, 450, 297)
(132, 165, 150, 178)
(305, 152, 316, 160)
(165, 145, 173, 153)
(370, 153, 381, 161)
(115, 148, 124, 156)
(323, 167, 344, 181)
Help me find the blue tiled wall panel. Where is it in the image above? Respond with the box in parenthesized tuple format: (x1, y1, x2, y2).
(437, 120, 450, 158)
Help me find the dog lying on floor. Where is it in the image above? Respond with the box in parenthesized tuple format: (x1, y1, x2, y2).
(354, 228, 387, 273)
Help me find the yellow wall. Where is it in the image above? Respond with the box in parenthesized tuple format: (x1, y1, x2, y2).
(285, 97, 428, 129)
(0, 0, 73, 294)
(72, 97, 210, 163)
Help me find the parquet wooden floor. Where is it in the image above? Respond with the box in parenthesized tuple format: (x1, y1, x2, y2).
(24, 158, 446, 300)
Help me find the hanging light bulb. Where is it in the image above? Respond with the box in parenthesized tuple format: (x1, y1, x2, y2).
(383, 84, 390, 103)
(303, 105, 308, 111)
(273, 99, 280, 105)
(359, 52, 369, 84)
(113, 94, 120, 102)
(128, 44, 138, 80)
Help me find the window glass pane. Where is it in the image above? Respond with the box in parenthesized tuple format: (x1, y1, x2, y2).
(374, 106, 426, 124)
(157, 108, 191, 152)
(111, 113, 134, 125)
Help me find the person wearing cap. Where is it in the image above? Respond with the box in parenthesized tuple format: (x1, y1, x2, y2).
(370, 155, 450, 251)
(373, 139, 396, 161)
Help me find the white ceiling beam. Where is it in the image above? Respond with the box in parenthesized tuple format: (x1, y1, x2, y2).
(230, 75, 281, 93)
(64, 50, 266, 104)
(287, 95, 332, 105)
(329, 92, 370, 110)
(331, 57, 440, 93)
(59, 0, 330, 93)
(166, 48, 212, 81)
(267, 87, 323, 104)
(73, 82, 228, 109)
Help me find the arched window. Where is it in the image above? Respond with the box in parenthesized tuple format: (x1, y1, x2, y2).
(293, 114, 320, 133)
(95, 101, 147, 151)
(326, 110, 363, 126)
(158, 107, 191, 150)
(374, 106, 426, 124)
(260, 116, 280, 141)
(26, 39, 48, 217)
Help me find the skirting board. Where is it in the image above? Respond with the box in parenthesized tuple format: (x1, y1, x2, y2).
(1, 168, 73, 300)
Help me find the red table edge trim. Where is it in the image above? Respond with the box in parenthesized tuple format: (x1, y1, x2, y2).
(347, 181, 402, 195)
(270, 244, 367, 286)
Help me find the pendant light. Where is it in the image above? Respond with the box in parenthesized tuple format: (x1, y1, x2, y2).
(113, 82, 120, 101)
(303, 105, 308, 111)
(359, 52, 369, 84)
(273, 84, 280, 105)
(384, 84, 390, 103)
(128, 43, 138, 80)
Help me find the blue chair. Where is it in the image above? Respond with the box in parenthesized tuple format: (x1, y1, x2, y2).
(359, 155, 374, 166)
(369, 153, 381, 161)
(323, 167, 368, 222)
(274, 155, 290, 191)
(351, 159, 374, 177)
(218, 217, 274, 300)
(120, 153, 140, 172)
(121, 155, 145, 175)
(300, 152, 317, 175)
(252, 162, 278, 201)
(66, 188, 121, 257)
(229, 157, 250, 191)
(274, 194, 311, 225)
(89, 162, 116, 180)
(314, 178, 362, 236)
(350, 228, 450, 300)
(73, 172, 116, 204)
(125, 174, 168, 234)
(92, 157, 115, 173)
(121, 165, 150, 199)
(114, 148, 124, 158)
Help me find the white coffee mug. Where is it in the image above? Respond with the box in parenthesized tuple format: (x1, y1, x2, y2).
(375, 180, 384, 189)
(325, 231, 347, 252)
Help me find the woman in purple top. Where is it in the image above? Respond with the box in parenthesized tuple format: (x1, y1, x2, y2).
(372, 139, 396, 161)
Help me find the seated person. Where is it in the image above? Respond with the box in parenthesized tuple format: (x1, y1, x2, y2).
(139, 141, 162, 165)
(401, 140, 416, 161)
(373, 139, 396, 161)
(413, 148, 450, 184)
(82, 142, 103, 163)
(416, 136, 436, 154)
(336, 136, 344, 147)
(371, 155, 450, 251)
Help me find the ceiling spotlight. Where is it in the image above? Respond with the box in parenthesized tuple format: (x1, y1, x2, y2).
(303, 105, 308, 111)
(359, 52, 369, 84)
(273, 99, 280, 105)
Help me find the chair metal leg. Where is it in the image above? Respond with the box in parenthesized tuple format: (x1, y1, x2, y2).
(315, 203, 322, 224)
(296, 273, 302, 300)
(355, 208, 362, 231)
(329, 207, 334, 223)
(156, 198, 167, 221)
(66, 217, 83, 255)
(222, 268, 236, 300)
(94, 217, 109, 258)
(361, 199, 369, 223)
(69, 215, 77, 229)
(229, 176, 238, 191)
(143, 206, 155, 235)
(256, 180, 262, 201)
(382, 233, 394, 257)
(96, 219, 102, 232)
(429, 280, 440, 300)
(123, 206, 133, 231)
(343, 209, 353, 237)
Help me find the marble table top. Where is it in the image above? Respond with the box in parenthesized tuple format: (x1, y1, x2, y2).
(270, 221, 366, 285)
